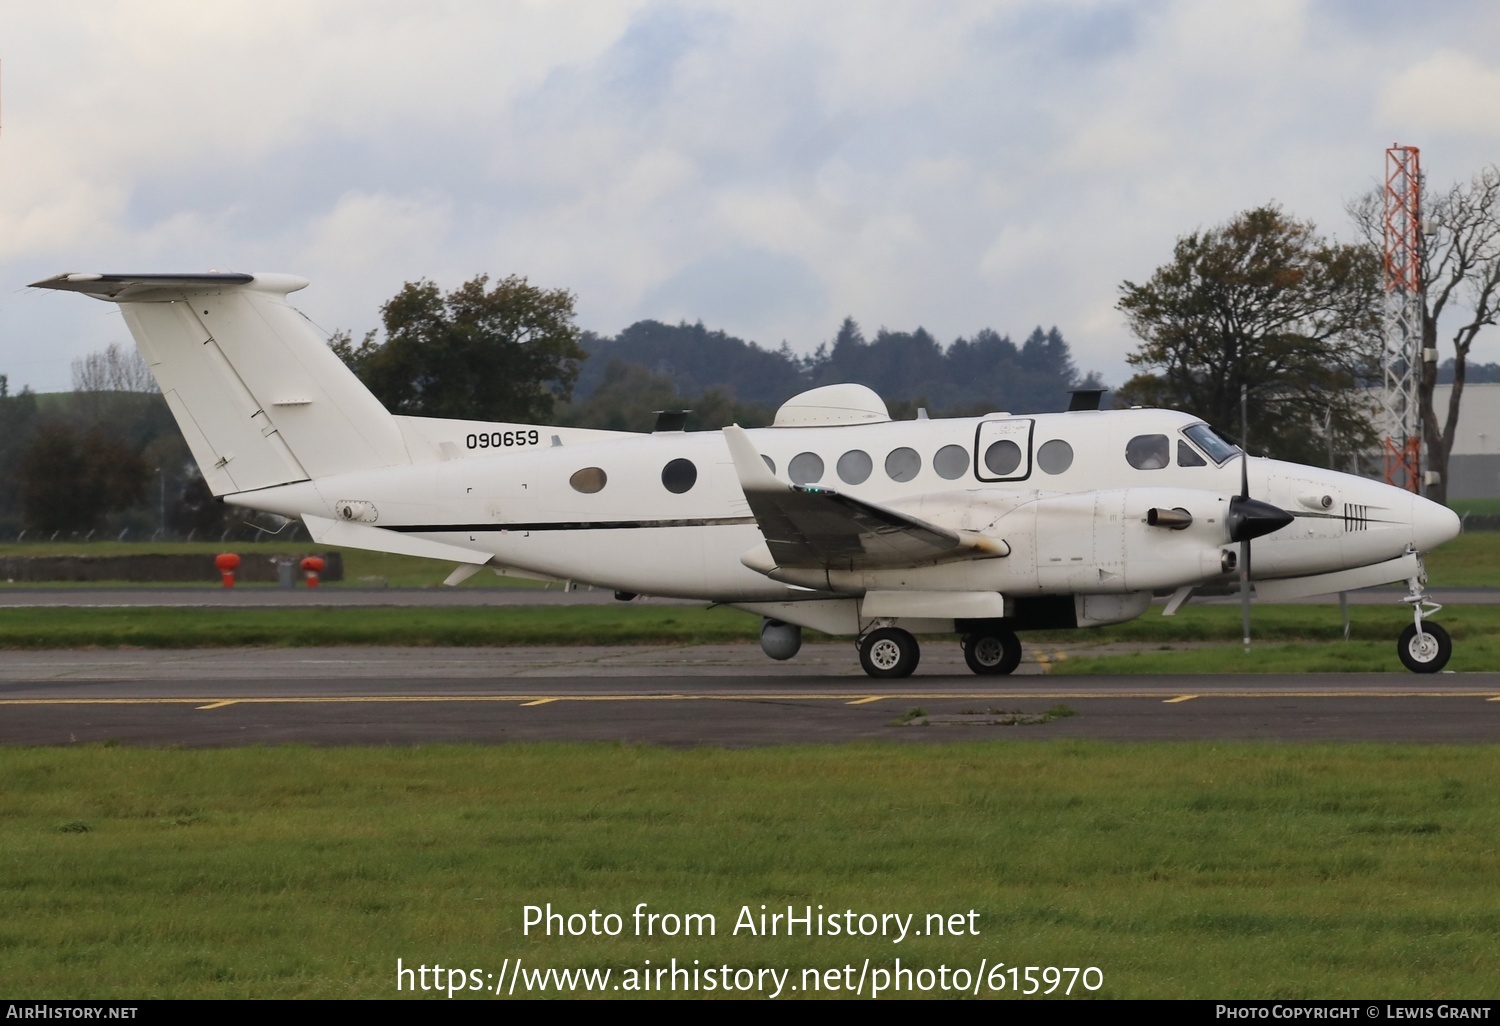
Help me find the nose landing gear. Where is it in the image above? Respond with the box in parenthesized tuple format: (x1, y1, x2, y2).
(1399, 570, 1451, 673)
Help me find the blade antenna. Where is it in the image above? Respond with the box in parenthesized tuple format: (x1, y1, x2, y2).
(1240, 384, 1251, 653)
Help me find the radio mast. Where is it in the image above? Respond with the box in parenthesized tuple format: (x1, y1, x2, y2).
(1380, 143, 1425, 493)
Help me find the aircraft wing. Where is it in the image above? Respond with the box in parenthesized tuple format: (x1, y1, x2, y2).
(723, 425, 1006, 571)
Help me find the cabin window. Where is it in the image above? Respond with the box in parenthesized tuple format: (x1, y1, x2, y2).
(569, 467, 607, 493)
(983, 439, 1023, 476)
(789, 452, 825, 485)
(885, 447, 921, 482)
(661, 458, 697, 494)
(1183, 423, 1240, 464)
(1037, 439, 1074, 474)
(837, 449, 872, 485)
(761, 455, 776, 475)
(934, 444, 969, 480)
(1126, 434, 1170, 470)
(1177, 440, 1207, 467)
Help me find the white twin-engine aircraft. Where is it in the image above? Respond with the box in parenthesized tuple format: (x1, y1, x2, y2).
(35, 272, 1463, 676)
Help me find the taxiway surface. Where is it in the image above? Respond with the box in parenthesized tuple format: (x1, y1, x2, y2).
(2, 646, 1496, 746)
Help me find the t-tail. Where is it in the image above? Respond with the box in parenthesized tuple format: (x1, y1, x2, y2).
(30, 272, 413, 497)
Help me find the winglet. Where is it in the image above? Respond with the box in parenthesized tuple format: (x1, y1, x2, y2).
(723, 424, 784, 493)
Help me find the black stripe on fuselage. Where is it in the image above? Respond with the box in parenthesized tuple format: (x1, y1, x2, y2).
(385, 517, 758, 533)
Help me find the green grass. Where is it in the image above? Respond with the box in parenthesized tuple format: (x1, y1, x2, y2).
(2, 743, 1498, 998)
(1422, 530, 1500, 586)
(1450, 498, 1500, 517)
(0, 605, 760, 649)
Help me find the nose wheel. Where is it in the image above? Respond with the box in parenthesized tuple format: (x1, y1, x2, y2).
(1399, 569, 1451, 673)
(1398, 621, 1452, 673)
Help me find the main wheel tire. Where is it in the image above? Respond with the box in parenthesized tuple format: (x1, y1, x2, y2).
(1398, 621, 1452, 673)
(962, 630, 1022, 675)
(858, 628, 920, 679)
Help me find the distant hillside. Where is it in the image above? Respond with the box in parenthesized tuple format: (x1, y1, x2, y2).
(576, 318, 1104, 415)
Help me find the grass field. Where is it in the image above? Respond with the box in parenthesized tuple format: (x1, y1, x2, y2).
(2, 742, 1496, 999)
(1450, 498, 1500, 517)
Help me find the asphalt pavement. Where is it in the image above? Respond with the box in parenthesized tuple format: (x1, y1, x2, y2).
(2, 645, 1496, 746)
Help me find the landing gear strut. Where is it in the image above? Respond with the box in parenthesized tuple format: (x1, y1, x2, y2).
(858, 627, 921, 679)
(962, 630, 1022, 675)
(1398, 571, 1451, 674)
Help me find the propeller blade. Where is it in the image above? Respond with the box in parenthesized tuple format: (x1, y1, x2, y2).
(1239, 386, 1252, 652)
(1240, 538, 1251, 652)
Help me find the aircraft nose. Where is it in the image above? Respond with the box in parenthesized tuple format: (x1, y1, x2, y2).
(1410, 494, 1461, 552)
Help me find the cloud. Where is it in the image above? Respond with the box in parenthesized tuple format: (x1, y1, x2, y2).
(4, 0, 1500, 393)
(1381, 50, 1500, 140)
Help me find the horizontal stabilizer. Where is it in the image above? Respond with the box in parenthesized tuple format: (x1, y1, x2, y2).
(304, 515, 495, 564)
(31, 272, 266, 302)
(723, 425, 1006, 571)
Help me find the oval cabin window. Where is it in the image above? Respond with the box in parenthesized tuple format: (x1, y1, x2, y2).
(1037, 439, 1074, 474)
(837, 450, 872, 485)
(789, 452, 824, 485)
(661, 458, 697, 494)
(934, 444, 969, 480)
(983, 439, 1022, 476)
(885, 447, 921, 482)
(569, 467, 607, 493)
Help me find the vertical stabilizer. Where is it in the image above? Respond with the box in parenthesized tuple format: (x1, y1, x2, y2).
(31, 272, 412, 495)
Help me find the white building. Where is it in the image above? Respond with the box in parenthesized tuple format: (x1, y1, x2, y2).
(1434, 383, 1500, 499)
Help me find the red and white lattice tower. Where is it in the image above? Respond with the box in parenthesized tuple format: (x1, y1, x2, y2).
(1380, 143, 1424, 492)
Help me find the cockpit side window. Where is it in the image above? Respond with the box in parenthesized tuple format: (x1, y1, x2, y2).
(1177, 440, 1207, 467)
(1126, 434, 1170, 470)
(1183, 423, 1241, 465)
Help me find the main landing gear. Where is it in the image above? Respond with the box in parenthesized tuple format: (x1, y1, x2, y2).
(854, 626, 1025, 678)
(961, 629, 1023, 676)
(1398, 573, 1451, 674)
(858, 627, 921, 679)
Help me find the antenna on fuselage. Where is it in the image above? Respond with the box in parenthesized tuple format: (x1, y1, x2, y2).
(1067, 388, 1107, 412)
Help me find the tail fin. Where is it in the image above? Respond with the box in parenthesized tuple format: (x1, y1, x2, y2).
(31, 272, 410, 496)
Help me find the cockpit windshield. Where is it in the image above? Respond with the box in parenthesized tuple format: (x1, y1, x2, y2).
(1183, 423, 1241, 465)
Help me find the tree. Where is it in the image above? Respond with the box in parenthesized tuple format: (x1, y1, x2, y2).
(1349, 166, 1500, 505)
(0, 377, 40, 532)
(71, 342, 156, 393)
(332, 274, 585, 422)
(1116, 205, 1382, 467)
(18, 422, 150, 533)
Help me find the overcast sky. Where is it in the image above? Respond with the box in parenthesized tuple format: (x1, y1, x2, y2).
(1, 0, 1497, 394)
